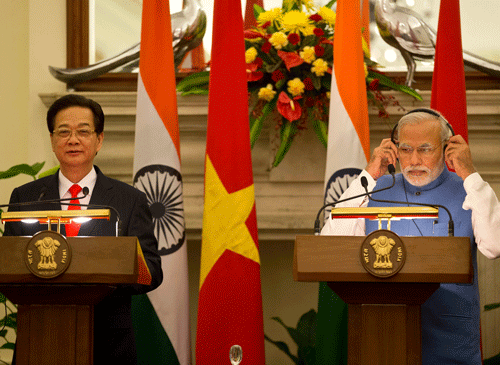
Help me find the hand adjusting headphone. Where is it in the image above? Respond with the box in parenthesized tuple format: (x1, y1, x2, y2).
(390, 108, 455, 152)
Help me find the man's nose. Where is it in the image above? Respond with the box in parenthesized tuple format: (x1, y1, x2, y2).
(410, 149, 422, 164)
(67, 132, 80, 143)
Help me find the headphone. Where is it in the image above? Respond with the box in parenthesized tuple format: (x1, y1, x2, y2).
(390, 108, 455, 152)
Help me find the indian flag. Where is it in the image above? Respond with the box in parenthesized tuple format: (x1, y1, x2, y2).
(316, 0, 370, 364)
(195, 0, 265, 363)
(131, 1, 190, 364)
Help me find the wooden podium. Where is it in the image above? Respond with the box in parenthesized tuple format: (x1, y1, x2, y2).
(293, 234, 472, 365)
(0, 235, 144, 365)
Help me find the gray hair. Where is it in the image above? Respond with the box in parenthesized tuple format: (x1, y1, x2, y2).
(395, 110, 453, 142)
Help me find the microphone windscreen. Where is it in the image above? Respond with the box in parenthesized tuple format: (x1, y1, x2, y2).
(361, 176, 369, 189)
(82, 186, 90, 196)
(388, 164, 396, 175)
(37, 187, 48, 201)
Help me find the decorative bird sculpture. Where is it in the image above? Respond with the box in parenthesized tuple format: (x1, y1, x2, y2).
(49, 0, 206, 88)
(374, 0, 500, 87)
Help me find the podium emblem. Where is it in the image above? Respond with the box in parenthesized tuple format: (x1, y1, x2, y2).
(25, 231, 72, 279)
(360, 230, 406, 278)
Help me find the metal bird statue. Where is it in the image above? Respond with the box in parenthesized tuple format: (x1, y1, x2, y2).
(374, 0, 500, 87)
(49, 0, 207, 88)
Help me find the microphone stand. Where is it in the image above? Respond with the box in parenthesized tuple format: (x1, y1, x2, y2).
(314, 165, 397, 235)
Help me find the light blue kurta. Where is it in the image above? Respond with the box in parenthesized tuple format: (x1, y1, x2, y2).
(366, 168, 481, 364)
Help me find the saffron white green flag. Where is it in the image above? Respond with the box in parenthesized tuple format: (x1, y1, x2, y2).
(316, 0, 370, 363)
(131, 1, 190, 364)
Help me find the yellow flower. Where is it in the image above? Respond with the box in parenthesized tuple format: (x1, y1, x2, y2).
(269, 32, 289, 49)
(301, 25, 316, 36)
(311, 58, 329, 76)
(245, 47, 258, 63)
(257, 8, 282, 27)
(326, 92, 331, 99)
(300, 46, 316, 64)
(281, 10, 312, 34)
(287, 78, 305, 97)
(318, 6, 336, 26)
(364, 63, 368, 77)
(258, 84, 277, 102)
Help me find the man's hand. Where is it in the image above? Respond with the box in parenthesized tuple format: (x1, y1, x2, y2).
(366, 138, 398, 180)
(445, 135, 476, 180)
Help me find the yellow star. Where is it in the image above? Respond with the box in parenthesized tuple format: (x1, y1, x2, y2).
(199, 156, 260, 288)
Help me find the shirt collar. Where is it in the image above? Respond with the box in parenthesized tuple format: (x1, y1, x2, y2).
(58, 166, 97, 199)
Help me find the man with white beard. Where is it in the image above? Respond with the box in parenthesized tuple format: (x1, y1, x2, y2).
(321, 108, 500, 364)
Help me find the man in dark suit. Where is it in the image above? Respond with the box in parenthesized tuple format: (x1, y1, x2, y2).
(3, 94, 163, 364)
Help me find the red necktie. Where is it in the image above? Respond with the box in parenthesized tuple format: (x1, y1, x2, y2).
(66, 184, 82, 237)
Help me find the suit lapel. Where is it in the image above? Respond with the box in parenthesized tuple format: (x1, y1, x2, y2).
(78, 167, 115, 236)
(37, 172, 62, 213)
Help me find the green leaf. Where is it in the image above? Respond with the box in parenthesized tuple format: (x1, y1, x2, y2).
(0, 343, 15, 350)
(312, 119, 328, 148)
(0, 162, 45, 180)
(296, 309, 317, 348)
(270, 316, 309, 349)
(176, 71, 210, 94)
(484, 351, 500, 365)
(302, 35, 318, 47)
(264, 335, 300, 364)
(310, 74, 322, 91)
(325, 0, 337, 8)
(31, 162, 46, 176)
(273, 121, 298, 167)
(298, 345, 316, 365)
(0, 330, 7, 337)
(250, 94, 279, 148)
(37, 165, 59, 179)
(320, 73, 332, 90)
(368, 70, 422, 101)
(181, 89, 209, 96)
(253, 4, 265, 20)
(0, 292, 5, 303)
(484, 302, 500, 311)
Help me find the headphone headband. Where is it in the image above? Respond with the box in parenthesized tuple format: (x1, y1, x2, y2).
(403, 108, 442, 119)
(391, 108, 455, 145)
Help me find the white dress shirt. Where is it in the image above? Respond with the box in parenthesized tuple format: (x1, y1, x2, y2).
(58, 167, 97, 210)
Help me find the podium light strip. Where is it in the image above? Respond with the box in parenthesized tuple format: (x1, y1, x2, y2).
(1, 209, 111, 224)
(330, 207, 439, 220)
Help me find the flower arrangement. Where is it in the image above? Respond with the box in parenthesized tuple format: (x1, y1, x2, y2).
(177, 0, 422, 167)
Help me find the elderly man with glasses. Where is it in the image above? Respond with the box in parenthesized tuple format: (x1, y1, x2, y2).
(322, 108, 500, 364)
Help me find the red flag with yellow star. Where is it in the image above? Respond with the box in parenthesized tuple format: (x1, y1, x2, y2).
(195, 0, 265, 363)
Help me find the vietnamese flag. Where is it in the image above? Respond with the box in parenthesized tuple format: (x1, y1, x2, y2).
(195, 0, 265, 364)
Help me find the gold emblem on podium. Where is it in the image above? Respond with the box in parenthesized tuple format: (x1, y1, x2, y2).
(360, 230, 406, 278)
(25, 231, 72, 279)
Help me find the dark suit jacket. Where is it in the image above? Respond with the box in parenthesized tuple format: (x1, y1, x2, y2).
(3, 166, 163, 364)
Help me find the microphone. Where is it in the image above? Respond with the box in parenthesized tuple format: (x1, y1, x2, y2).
(0, 189, 90, 209)
(2, 187, 121, 237)
(37, 187, 48, 201)
(361, 176, 455, 237)
(313, 164, 397, 235)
